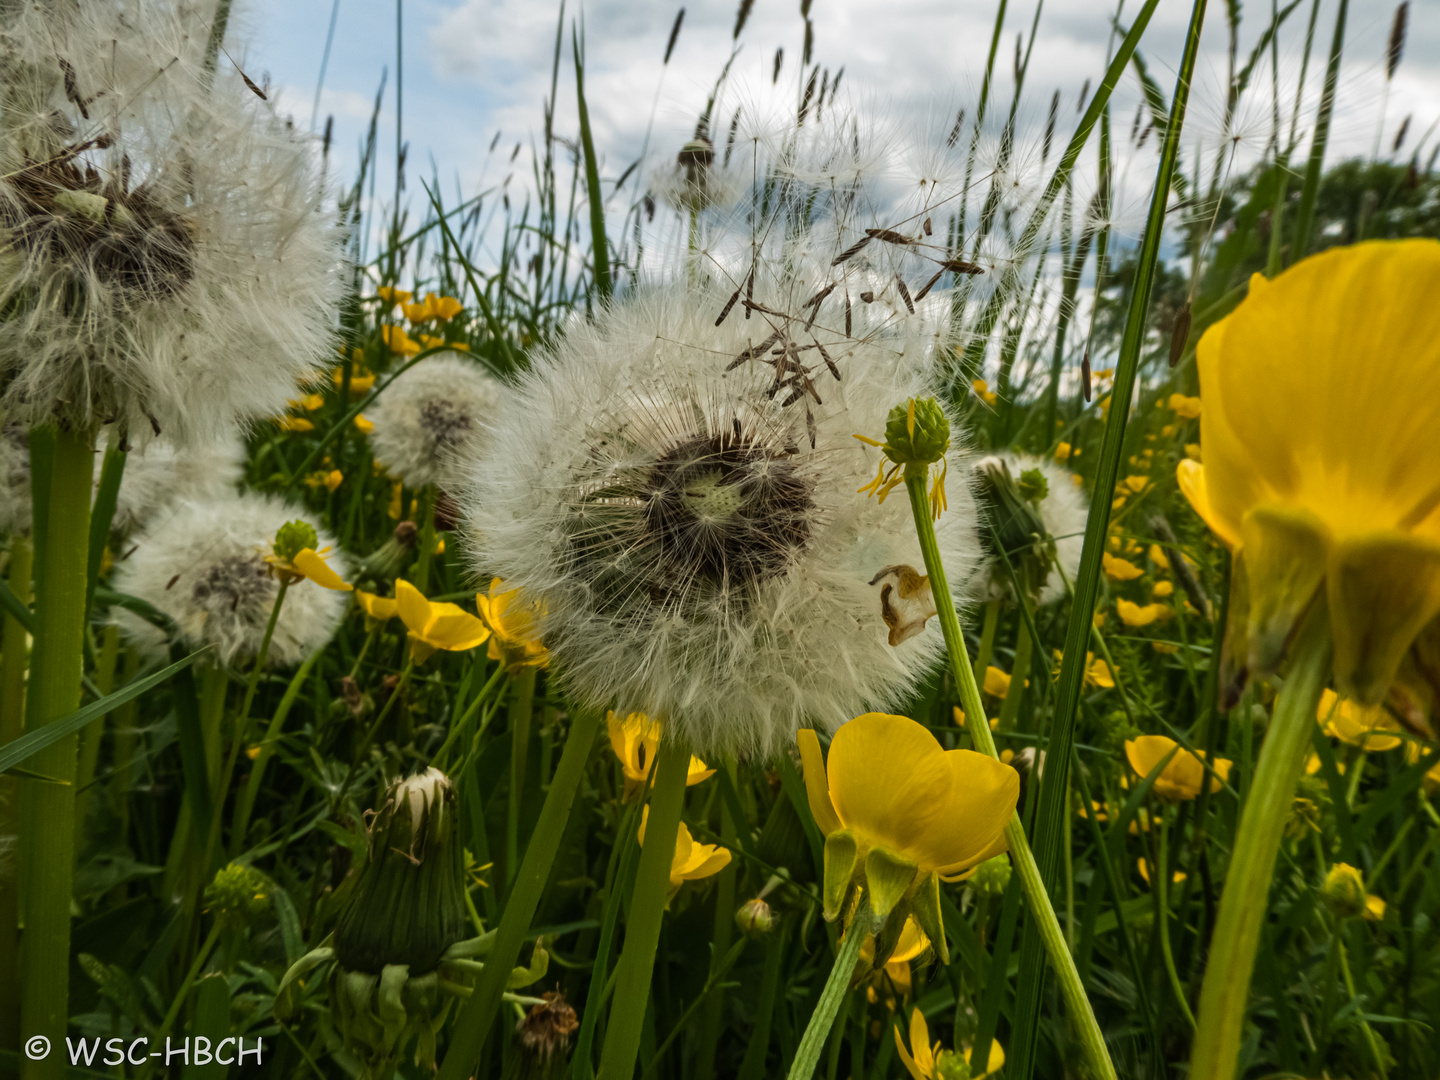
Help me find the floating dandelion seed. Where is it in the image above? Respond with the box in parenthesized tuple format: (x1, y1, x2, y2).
(111, 492, 351, 667)
(459, 278, 983, 758)
(0, 1, 343, 445)
(366, 355, 506, 489)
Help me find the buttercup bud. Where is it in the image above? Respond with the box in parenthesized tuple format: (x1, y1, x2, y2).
(969, 854, 1012, 898)
(1320, 862, 1367, 920)
(735, 898, 776, 939)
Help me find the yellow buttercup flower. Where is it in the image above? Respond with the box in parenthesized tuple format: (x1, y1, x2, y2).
(1137, 858, 1186, 886)
(1054, 441, 1075, 463)
(1176, 241, 1440, 706)
(972, 378, 998, 407)
(1056, 650, 1115, 689)
(1317, 688, 1402, 752)
(982, 666, 1011, 697)
(1125, 735, 1231, 802)
(637, 807, 731, 903)
(475, 578, 550, 671)
(1117, 599, 1171, 628)
(394, 579, 490, 663)
(1102, 552, 1143, 581)
(355, 590, 399, 622)
(404, 292, 464, 324)
(860, 916, 930, 997)
(1153, 580, 1175, 598)
(277, 415, 314, 433)
(606, 712, 715, 802)
(354, 414, 375, 434)
(381, 324, 422, 356)
(798, 714, 1016, 952)
(376, 286, 412, 308)
(895, 1008, 1004, 1080)
(1168, 393, 1202, 419)
(264, 522, 352, 591)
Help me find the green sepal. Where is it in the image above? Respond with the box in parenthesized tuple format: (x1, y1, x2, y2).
(864, 845, 920, 932)
(377, 964, 410, 1054)
(910, 870, 950, 965)
(822, 830, 860, 922)
(1241, 505, 1328, 680)
(882, 397, 950, 466)
(506, 941, 550, 989)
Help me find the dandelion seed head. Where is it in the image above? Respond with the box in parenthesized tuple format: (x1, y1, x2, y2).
(458, 276, 985, 759)
(367, 354, 506, 489)
(108, 428, 246, 536)
(0, 1, 344, 446)
(111, 491, 350, 667)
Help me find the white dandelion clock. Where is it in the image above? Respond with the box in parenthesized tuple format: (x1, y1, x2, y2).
(0, 423, 31, 536)
(975, 452, 1088, 606)
(367, 355, 505, 489)
(106, 428, 246, 536)
(650, 133, 745, 218)
(0, 1, 343, 445)
(459, 279, 985, 759)
(111, 492, 350, 668)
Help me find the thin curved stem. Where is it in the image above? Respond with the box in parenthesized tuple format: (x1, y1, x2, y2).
(904, 470, 1117, 1080)
(786, 898, 869, 1080)
(1155, 810, 1197, 1030)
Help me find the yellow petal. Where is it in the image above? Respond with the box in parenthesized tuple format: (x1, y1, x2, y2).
(908, 1008, 933, 1076)
(395, 579, 432, 638)
(894, 1025, 927, 1080)
(422, 602, 492, 651)
(291, 548, 353, 592)
(356, 590, 399, 620)
(797, 729, 842, 837)
(1102, 552, 1144, 581)
(983, 666, 1011, 697)
(968, 1039, 1006, 1077)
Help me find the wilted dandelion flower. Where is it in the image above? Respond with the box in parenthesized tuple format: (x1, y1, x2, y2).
(650, 131, 744, 216)
(0, 1, 342, 444)
(367, 355, 505, 489)
(110, 492, 351, 667)
(459, 276, 984, 758)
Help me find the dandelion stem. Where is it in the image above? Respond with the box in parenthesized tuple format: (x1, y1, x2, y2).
(596, 736, 690, 1080)
(1189, 604, 1331, 1079)
(437, 710, 601, 1080)
(0, 535, 32, 1049)
(902, 469, 1118, 1080)
(785, 900, 868, 1080)
(18, 424, 93, 1080)
(231, 649, 322, 854)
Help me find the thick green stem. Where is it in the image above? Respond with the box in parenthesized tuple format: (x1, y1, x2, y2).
(1189, 607, 1331, 1079)
(904, 471, 1117, 1080)
(437, 710, 601, 1079)
(0, 535, 32, 1052)
(596, 737, 690, 1080)
(507, 667, 537, 889)
(786, 901, 868, 1080)
(19, 425, 93, 1080)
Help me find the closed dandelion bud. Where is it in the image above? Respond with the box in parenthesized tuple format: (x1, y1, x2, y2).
(735, 898, 776, 939)
(969, 854, 1012, 898)
(881, 397, 950, 467)
(333, 769, 469, 974)
(1320, 862, 1368, 920)
(358, 520, 420, 581)
(975, 452, 1086, 606)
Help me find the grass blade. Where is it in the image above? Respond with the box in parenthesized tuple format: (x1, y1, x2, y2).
(1290, 0, 1349, 258)
(1007, 0, 1213, 1074)
(574, 25, 612, 303)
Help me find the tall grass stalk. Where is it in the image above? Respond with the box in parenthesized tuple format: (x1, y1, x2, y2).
(1008, 1, 1209, 1071)
(18, 425, 93, 1080)
(1290, 0, 1348, 260)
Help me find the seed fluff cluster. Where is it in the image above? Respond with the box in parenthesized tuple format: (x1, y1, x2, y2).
(460, 263, 985, 759)
(111, 492, 350, 668)
(0, 0, 343, 445)
(367, 354, 505, 490)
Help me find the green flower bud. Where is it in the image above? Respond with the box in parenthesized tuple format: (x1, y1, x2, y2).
(273, 518, 319, 562)
(881, 397, 950, 467)
(975, 456, 1054, 597)
(333, 768, 469, 974)
(935, 1049, 974, 1080)
(1017, 467, 1049, 504)
(204, 862, 270, 927)
(735, 898, 776, 939)
(1320, 862, 1367, 920)
(969, 854, 1012, 898)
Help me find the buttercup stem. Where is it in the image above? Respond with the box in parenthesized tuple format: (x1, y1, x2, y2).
(596, 736, 691, 1080)
(785, 898, 870, 1080)
(19, 425, 93, 1080)
(903, 469, 1117, 1080)
(232, 649, 322, 854)
(1155, 809, 1197, 1030)
(1189, 605, 1331, 1078)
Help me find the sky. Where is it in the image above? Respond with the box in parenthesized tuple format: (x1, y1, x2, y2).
(237, 0, 1440, 256)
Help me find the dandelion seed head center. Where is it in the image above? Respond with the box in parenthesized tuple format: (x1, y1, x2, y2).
(4, 154, 196, 298)
(419, 399, 474, 454)
(572, 426, 815, 609)
(190, 554, 275, 621)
